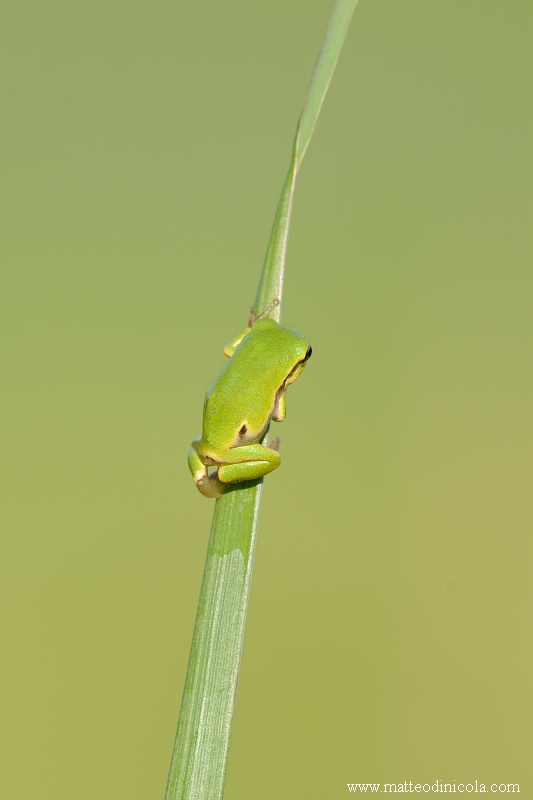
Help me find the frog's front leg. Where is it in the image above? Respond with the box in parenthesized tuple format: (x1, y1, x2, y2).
(272, 391, 286, 422)
(218, 441, 281, 485)
(188, 437, 225, 498)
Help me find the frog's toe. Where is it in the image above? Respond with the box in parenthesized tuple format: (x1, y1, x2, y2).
(196, 470, 224, 499)
(268, 437, 281, 452)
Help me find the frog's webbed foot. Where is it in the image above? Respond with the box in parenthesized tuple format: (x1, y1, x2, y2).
(196, 470, 225, 499)
(188, 440, 225, 498)
(248, 297, 280, 327)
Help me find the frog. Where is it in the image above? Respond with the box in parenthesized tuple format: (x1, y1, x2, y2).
(188, 305, 311, 498)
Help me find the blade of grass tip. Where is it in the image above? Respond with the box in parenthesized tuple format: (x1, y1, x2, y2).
(165, 2, 358, 798)
(256, 0, 359, 318)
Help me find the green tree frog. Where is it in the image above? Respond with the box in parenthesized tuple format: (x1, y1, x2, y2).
(188, 310, 312, 498)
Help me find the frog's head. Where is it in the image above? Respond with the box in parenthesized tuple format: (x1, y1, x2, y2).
(243, 316, 312, 386)
(284, 341, 312, 386)
(277, 325, 312, 386)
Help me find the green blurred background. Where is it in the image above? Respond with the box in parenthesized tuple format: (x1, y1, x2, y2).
(2, 1, 531, 797)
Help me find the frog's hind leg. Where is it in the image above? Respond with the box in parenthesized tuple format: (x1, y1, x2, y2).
(217, 442, 281, 485)
(188, 440, 224, 498)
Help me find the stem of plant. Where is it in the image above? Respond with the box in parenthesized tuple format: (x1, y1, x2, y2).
(165, 2, 358, 798)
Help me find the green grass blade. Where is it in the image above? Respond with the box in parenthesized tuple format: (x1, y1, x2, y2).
(254, 154, 297, 321)
(296, 0, 358, 169)
(255, 0, 359, 318)
(165, 3, 357, 797)
(165, 481, 262, 799)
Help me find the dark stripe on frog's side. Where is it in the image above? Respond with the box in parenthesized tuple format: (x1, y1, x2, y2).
(197, 450, 222, 467)
(273, 345, 312, 404)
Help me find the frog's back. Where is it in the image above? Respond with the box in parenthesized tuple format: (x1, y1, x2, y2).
(202, 318, 309, 451)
